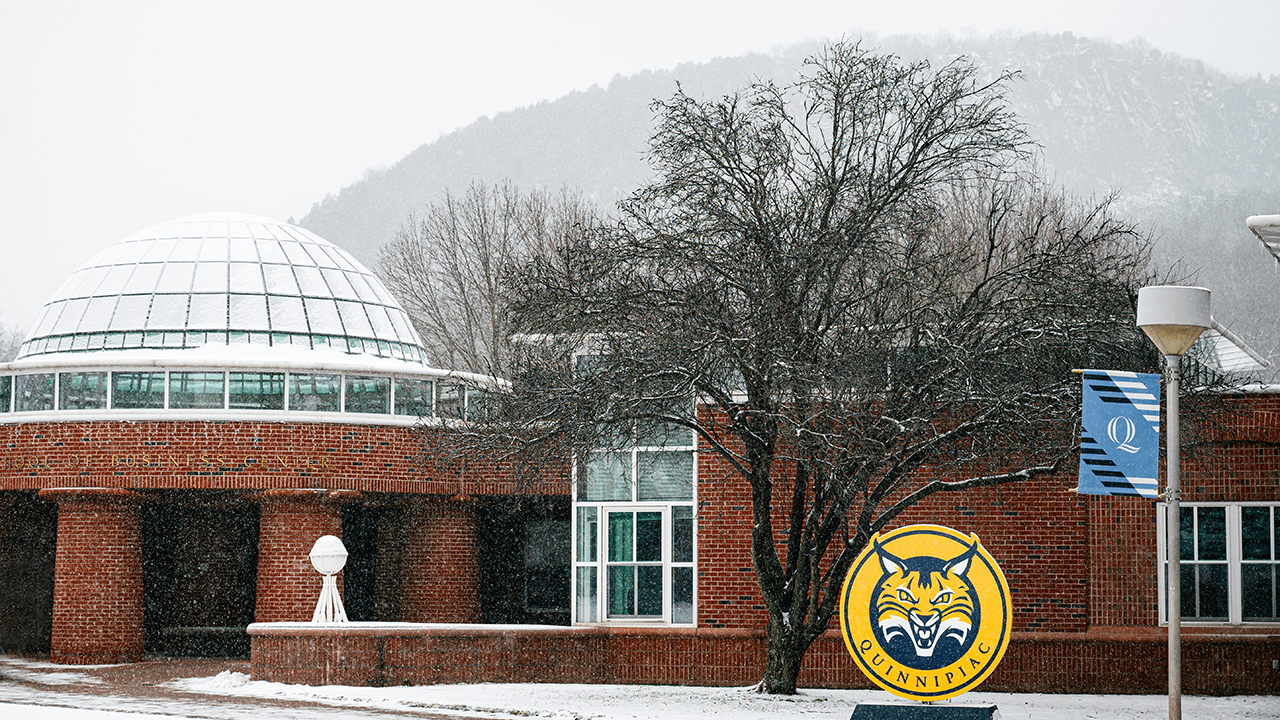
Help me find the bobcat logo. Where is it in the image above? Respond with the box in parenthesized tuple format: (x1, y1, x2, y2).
(839, 525, 1011, 702)
(870, 538, 978, 670)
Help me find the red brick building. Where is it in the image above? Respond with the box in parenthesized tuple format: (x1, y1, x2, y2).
(2, 214, 1278, 693)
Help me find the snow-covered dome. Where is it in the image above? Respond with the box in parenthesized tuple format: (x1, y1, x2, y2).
(18, 213, 427, 363)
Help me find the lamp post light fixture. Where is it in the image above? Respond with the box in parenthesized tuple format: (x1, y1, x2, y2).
(309, 534, 349, 623)
(1135, 285, 1211, 720)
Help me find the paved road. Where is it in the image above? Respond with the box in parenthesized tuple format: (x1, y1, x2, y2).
(0, 656, 472, 719)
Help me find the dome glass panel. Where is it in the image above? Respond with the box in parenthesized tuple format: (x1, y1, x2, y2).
(18, 213, 427, 363)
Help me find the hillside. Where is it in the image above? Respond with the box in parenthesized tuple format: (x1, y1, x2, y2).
(298, 32, 1280, 362)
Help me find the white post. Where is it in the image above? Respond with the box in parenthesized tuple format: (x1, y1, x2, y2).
(1165, 354, 1181, 720)
(1134, 284, 1210, 720)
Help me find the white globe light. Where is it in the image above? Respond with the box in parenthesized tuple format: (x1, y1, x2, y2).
(309, 534, 348, 576)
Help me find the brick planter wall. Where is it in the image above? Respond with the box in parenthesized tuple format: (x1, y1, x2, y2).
(249, 624, 1280, 694)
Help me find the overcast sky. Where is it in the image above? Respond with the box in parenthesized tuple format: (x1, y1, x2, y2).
(1, 0, 1277, 332)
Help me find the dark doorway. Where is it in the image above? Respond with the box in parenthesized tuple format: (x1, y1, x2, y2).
(0, 492, 56, 653)
(141, 494, 258, 657)
(342, 502, 403, 622)
(478, 496, 571, 625)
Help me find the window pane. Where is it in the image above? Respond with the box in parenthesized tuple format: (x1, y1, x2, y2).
(188, 294, 228, 329)
(1242, 564, 1277, 621)
(1197, 507, 1226, 560)
(576, 566, 598, 623)
(262, 264, 299, 295)
(637, 565, 663, 616)
(344, 376, 389, 414)
(637, 451, 693, 501)
(336, 300, 373, 336)
(609, 512, 633, 563)
(636, 511, 662, 563)
(147, 294, 188, 329)
(1242, 507, 1273, 560)
(637, 420, 693, 448)
(229, 372, 284, 410)
(155, 262, 194, 292)
(1179, 506, 1194, 560)
(673, 506, 693, 563)
(289, 374, 340, 412)
(229, 294, 269, 331)
(268, 295, 308, 333)
(435, 383, 464, 420)
(582, 452, 631, 502)
(672, 566, 693, 624)
(1179, 564, 1196, 618)
(1198, 563, 1229, 619)
(577, 506, 597, 563)
(169, 372, 224, 409)
(229, 262, 265, 293)
(15, 374, 55, 412)
(0, 376, 10, 412)
(394, 378, 433, 416)
(112, 372, 165, 409)
(192, 262, 228, 292)
(608, 566, 635, 617)
(466, 389, 494, 422)
(59, 372, 106, 410)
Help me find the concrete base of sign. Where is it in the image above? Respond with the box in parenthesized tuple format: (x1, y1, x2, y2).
(850, 704, 1000, 719)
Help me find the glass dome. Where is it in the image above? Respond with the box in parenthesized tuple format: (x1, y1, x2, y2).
(18, 213, 427, 363)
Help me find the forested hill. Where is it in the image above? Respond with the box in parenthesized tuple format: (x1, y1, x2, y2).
(299, 31, 1280, 360)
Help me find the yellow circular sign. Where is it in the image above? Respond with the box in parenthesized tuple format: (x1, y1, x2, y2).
(839, 525, 1011, 701)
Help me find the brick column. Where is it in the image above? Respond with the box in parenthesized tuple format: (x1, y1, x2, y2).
(399, 496, 481, 623)
(251, 488, 359, 623)
(39, 488, 144, 664)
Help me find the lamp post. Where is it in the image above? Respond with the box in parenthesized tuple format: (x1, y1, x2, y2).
(1135, 285, 1210, 720)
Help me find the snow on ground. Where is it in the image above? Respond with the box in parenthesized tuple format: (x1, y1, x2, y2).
(2, 654, 1278, 719)
(171, 671, 1280, 720)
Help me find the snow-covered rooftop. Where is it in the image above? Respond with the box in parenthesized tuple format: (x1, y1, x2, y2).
(18, 213, 428, 366)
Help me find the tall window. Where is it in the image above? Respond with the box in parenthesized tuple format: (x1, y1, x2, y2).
(1158, 503, 1280, 623)
(573, 420, 695, 625)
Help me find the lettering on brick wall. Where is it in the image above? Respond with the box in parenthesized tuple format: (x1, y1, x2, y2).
(3, 452, 331, 473)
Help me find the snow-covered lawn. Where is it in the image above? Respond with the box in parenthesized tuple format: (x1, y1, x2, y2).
(173, 671, 1280, 719)
(2, 655, 1278, 719)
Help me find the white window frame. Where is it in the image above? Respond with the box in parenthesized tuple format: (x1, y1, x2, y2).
(570, 431, 697, 627)
(1157, 502, 1280, 625)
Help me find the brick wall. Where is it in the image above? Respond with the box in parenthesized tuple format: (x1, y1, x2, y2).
(399, 498, 480, 623)
(695, 445, 1092, 633)
(41, 488, 144, 664)
(0, 420, 567, 496)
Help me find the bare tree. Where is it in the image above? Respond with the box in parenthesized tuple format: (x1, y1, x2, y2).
(378, 181, 597, 375)
(488, 42, 1162, 694)
(0, 316, 25, 362)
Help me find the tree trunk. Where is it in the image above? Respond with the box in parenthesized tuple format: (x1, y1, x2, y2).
(759, 622, 806, 694)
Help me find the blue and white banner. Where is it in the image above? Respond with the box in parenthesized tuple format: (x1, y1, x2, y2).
(1076, 370, 1161, 498)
